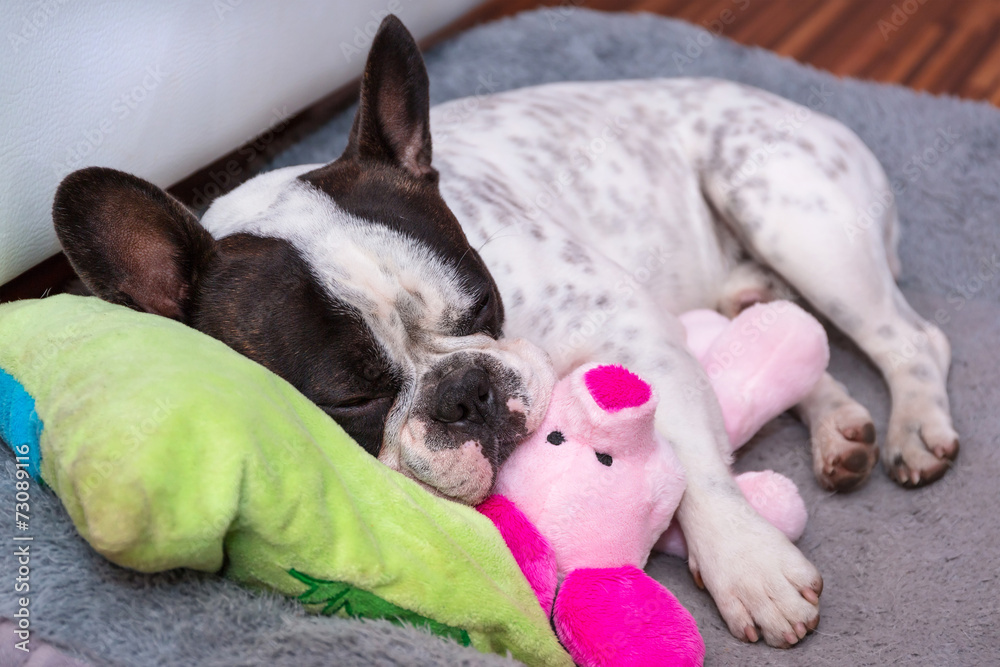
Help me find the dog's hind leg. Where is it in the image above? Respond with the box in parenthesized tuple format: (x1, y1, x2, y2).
(703, 132, 958, 488)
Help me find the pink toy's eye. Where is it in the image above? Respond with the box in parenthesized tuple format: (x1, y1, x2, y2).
(547, 431, 565, 445)
(584, 365, 651, 412)
(596, 452, 612, 466)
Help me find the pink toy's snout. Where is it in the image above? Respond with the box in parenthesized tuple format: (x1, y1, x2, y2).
(584, 365, 652, 413)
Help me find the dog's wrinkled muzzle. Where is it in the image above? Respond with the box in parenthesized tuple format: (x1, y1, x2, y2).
(382, 336, 556, 504)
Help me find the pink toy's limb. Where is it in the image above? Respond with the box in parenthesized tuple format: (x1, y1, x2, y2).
(678, 309, 731, 363)
(654, 470, 807, 558)
(695, 301, 830, 451)
(657, 303, 819, 561)
(476, 495, 558, 613)
(553, 566, 705, 667)
(654, 519, 688, 559)
(734, 471, 808, 543)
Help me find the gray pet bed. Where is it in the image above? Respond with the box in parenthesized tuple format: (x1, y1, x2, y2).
(3, 8, 999, 666)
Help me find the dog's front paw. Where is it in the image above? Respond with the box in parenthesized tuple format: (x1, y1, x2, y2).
(684, 498, 821, 648)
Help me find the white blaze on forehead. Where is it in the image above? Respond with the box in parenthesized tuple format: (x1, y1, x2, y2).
(200, 165, 475, 357)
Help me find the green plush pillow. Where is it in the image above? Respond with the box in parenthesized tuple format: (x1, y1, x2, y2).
(0, 295, 569, 666)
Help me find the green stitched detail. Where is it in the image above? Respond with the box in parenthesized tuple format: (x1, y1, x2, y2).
(290, 569, 471, 647)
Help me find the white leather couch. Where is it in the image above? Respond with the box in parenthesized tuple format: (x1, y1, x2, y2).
(0, 0, 483, 287)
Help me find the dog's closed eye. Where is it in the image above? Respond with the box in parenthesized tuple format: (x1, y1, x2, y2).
(318, 396, 395, 457)
(329, 396, 377, 409)
(469, 291, 501, 337)
(320, 393, 396, 414)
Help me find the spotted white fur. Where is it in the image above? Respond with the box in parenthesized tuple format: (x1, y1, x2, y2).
(205, 77, 958, 647)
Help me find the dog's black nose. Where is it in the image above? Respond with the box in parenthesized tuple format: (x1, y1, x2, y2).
(433, 368, 496, 425)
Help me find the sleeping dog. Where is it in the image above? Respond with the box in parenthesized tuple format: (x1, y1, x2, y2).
(53, 15, 958, 649)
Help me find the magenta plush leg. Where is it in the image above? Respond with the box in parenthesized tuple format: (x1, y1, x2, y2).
(553, 566, 705, 667)
(477, 494, 558, 613)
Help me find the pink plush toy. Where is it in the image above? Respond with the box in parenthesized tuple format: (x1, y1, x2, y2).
(477, 301, 829, 667)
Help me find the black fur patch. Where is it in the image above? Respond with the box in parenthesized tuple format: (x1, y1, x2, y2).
(191, 234, 402, 456)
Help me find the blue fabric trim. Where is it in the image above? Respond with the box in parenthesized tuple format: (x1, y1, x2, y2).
(0, 367, 43, 480)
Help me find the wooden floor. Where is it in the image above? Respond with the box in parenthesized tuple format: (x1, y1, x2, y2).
(454, 0, 1000, 104)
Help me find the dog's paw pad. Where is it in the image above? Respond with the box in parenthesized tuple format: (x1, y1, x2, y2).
(884, 409, 959, 488)
(811, 402, 878, 492)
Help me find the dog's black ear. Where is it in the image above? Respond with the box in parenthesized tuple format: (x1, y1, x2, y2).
(53, 167, 215, 320)
(344, 14, 435, 180)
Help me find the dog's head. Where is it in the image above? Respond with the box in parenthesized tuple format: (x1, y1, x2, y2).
(52, 15, 554, 505)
